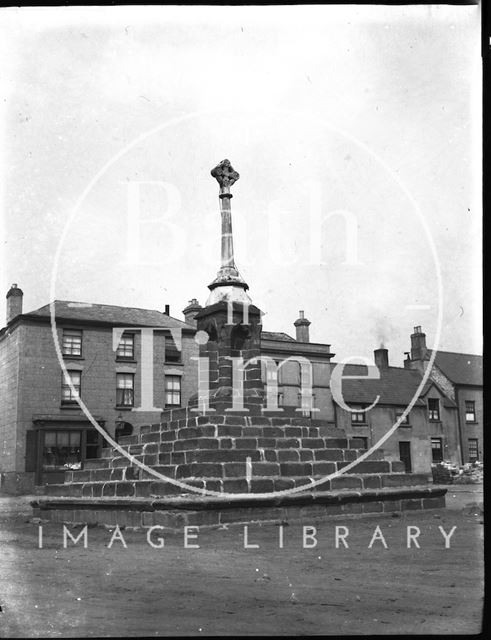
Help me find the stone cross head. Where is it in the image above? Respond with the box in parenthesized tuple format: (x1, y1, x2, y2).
(211, 159, 240, 193)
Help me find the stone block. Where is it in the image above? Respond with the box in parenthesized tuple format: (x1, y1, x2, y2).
(275, 438, 300, 449)
(330, 476, 362, 491)
(362, 501, 384, 513)
(422, 496, 446, 509)
(302, 438, 325, 449)
(252, 462, 281, 477)
(280, 462, 312, 477)
(277, 449, 300, 462)
(401, 498, 423, 511)
(311, 462, 336, 475)
(222, 479, 249, 493)
(299, 450, 314, 461)
(250, 479, 275, 493)
(115, 482, 136, 497)
(314, 449, 344, 462)
(350, 461, 390, 474)
(362, 475, 381, 489)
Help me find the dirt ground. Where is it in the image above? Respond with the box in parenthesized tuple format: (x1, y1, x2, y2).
(0, 485, 484, 637)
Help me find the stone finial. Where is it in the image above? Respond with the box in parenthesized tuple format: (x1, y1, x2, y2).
(211, 159, 240, 195)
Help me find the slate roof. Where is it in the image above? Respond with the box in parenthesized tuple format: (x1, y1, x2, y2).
(336, 364, 427, 406)
(23, 300, 195, 330)
(430, 350, 483, 387)
(261, 331, 296, 342)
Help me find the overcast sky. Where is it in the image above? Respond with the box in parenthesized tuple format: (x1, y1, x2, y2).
(0, 5, 481, 364)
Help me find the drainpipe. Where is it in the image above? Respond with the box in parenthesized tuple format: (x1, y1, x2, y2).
(454, 387, 465, 465)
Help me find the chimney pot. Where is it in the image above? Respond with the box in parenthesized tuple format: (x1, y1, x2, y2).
(374, 347, 389, 369)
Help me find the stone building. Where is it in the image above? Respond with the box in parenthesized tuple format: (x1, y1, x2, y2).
(405, 326, 483, 464)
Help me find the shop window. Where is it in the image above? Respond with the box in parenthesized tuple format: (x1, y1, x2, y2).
(42, 430, 81, 472)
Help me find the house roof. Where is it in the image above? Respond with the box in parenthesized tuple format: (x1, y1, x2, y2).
(430, 350, 483, 387)
(261, 331, 296, 342)
(22, 300, 195, 331)
(337, 364, 427, 406)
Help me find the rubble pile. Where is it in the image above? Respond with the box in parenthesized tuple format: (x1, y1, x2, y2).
(432, 460, 483, 485)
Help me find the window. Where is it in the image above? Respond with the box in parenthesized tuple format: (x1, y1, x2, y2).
(61, 370, 81, 404)
(277, 392, 284, 407)
(42, 430, 81, 471)
(116, 333, 134, 359)
(165, 335, 181, 363)
(395, 407, 410, 426)
(116, 373, 134, 407)
(428, 398, 440, 421)
(468, 438, 479, 462)
(165, 375, 181, 407)
(351, 406, 366, 425)
(431, 437, 443, 462)
(465, 401, 476, 423)
(62, 329, 82, 356)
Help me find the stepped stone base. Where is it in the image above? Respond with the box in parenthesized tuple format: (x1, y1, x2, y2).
(32, 408, 445, 526)
(32, 486, 447, 529)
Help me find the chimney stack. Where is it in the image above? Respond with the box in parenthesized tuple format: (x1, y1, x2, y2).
(374, 347, 389, 370)
(294, 310, 311, 343)
(410, 325, 427, 360)
(182, 298, 203, 327)
(6, 284, 23, 324)
(164, 304, 170, 315)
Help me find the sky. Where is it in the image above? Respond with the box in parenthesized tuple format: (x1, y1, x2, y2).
(0, 5, 482, 365)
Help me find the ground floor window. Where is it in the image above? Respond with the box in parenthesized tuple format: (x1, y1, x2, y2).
(468, 438, 479, 462)
(42, 430, 81, 472)
(165, 375, 181, 407)
(431, 437, 443, 462)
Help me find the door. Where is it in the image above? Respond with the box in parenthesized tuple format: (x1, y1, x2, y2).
(399, 441, 412, 473)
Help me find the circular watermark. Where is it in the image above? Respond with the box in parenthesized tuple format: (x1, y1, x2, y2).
(49, 107, 442, 499)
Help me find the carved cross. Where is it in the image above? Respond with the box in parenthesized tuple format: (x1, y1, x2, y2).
(211, 159, 240, 192)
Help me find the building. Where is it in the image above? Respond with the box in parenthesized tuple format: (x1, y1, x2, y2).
(405, 326, 483, 465)
(0, 286, 198, 492)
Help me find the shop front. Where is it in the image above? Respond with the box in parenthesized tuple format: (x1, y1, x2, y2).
(28, 416, 105, 485)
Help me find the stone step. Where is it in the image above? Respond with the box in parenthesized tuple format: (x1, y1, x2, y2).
(44, 471, 430, 500)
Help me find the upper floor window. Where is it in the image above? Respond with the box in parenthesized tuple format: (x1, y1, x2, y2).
(465, 401, 476, 423)
(395, 407, 410, 426)
(62, 329, 82, 357)
(165, 375, 181, 407)
(351, 405, 367, 425)
(61, 370, 81, 404)
(165, 335, 181, 363)
(428, 398, 440, 421)
(116, 373, 134, 407)
(116, 333, 134, 360)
